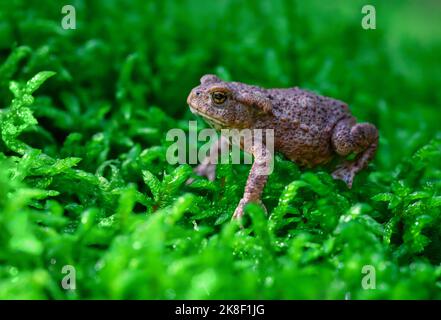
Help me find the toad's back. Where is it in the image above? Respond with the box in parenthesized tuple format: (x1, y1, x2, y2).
(230, 82, 350, 129)
(268, 87, 350, 128)
(236, 83, 353, 166)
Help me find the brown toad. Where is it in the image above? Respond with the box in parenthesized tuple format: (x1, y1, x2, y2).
(187, 74, 379, 219)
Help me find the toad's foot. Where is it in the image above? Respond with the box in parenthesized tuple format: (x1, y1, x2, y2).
(193, 161, 216, 181)
(186, 136, 229, 185)
(332, 163, 356, 188)
(232, 198, 267, 220)
(186, 161, 216, 185)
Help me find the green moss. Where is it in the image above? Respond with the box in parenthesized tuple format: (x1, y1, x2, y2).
(0, 0, 440, 299)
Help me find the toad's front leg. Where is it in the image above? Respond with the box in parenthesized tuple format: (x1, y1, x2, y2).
(233, 144, 273, 219)
(187, 135, 230, 184)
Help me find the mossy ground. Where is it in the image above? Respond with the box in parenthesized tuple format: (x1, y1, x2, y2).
(0, 0, 440, 299)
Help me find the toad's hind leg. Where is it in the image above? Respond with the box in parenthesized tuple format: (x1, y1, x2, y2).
(331, 118, 379, 188)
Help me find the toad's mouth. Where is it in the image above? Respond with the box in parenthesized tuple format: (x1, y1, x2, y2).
(189, 106, 227, 128)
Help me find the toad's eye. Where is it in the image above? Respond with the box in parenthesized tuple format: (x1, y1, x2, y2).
(211, 91, 227, 105)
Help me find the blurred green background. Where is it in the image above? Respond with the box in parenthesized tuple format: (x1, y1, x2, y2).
(0, 0, 440, 299)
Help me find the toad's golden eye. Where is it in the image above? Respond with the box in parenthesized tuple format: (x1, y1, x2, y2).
(211, 91, 227, 104)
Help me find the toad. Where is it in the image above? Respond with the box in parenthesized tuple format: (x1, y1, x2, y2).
(187, 74, 379, 219)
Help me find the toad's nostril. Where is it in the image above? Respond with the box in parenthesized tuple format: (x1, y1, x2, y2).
(196, 91, 201, 96)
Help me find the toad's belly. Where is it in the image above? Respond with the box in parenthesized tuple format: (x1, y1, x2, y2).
(275, 126, 334, 167)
